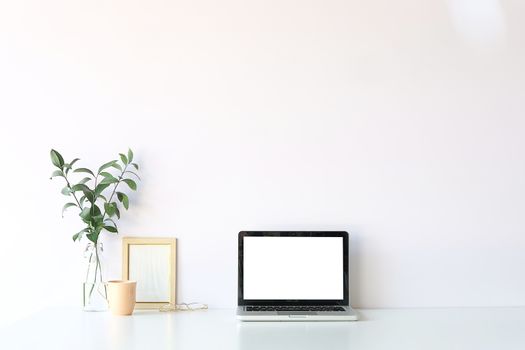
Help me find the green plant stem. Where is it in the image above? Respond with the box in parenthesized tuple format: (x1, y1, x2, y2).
(87, 244, 103, 300)
(63, 174, 83, 210)
(85, 249, 93, 283)
(88, 247, 96, 300)
(91, 173, 98, 218)
(95, 243, 103, 282)
(101, 164, 128, 221)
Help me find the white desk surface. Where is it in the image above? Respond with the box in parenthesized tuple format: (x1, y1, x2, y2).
(1, 307, 524, 350)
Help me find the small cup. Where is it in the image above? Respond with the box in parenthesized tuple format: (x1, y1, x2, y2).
(107, 280, 137, 316)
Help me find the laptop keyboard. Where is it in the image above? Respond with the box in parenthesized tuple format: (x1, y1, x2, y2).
(246, 306, 346, 312)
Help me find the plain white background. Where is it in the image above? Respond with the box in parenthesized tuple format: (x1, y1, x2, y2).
(0, 0, 524, 325)
(243, 236, 343, 300)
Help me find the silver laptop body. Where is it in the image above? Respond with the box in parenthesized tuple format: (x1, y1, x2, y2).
(236, 231, 358, 321)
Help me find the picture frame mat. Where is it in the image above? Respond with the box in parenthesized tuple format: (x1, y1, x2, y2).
(122, 237, 176, 309)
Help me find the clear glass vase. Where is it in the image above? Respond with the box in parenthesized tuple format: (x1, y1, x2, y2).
(83, 242, 108, 311)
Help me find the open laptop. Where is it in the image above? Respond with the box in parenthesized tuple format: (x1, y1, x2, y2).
(237, 231, 358, 321)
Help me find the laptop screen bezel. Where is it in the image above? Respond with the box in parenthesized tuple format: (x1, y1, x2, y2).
(238, 231, 349, 306)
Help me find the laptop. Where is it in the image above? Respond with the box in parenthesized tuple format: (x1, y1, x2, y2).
(237, 231, 358, 321)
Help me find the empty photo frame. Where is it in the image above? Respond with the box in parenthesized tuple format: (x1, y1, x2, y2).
(122, 237, 177, 309)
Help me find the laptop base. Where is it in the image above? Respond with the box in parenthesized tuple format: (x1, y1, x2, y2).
(236, 306, 358, 321)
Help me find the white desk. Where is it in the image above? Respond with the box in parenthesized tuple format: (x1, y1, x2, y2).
(1, 307, 524, 349)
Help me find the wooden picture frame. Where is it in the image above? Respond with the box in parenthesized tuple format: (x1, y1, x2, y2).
(122, 237, 177, 309)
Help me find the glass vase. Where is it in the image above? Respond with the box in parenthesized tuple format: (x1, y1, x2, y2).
(83, 242, 108, 311)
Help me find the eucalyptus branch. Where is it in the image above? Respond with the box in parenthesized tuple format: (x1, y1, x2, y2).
(101, 163, 128, 221)
(50, 148, 139, 243)
(64, 173, 83, 210)
(102, 168, 128, 223)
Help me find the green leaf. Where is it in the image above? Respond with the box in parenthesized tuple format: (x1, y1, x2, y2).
(50, 170, 64, 179)
(79, 207, 91, 222)
(69, 158, 80, 168)
(104, 218, 117, 227)
(86, 232, 99, 243)
(65, 158, 80, 174)
(98, 160, 117, 174)
(61, 186, 72, 196)
(74, 168, 95, 177)
(78, 177, 92, 185)
(62, 202, 77, 217)
(99, 172, 118, 184)
(119, 153, 128, 165)
(124, 171, 141, 180)
(103, 225, 118, 233)
(63, 163, 73, 175)
(114, 206, 121, 219)
(116, 192, 129, 210)
(100, 176, 118, 185)
(91, 204, 102, 217)
(127, 149, 134, 163)
(50, 149, 64, 168)
(72, 228, 89, 242)
(71, 184, 94, 203)
(92, 217, 104, 230)
(94, 183, 110, 197)
(122, 179, 137, 190)
(71, 183, 90, 193)
(104, 202, 116, 217)
(97, 194, 107, 202)
(84, 190, 94, 203)
(131, 163, 139, 171)
(110, 163, 122, 171)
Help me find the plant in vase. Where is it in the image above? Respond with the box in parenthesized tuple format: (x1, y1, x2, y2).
(49, 149, 139, 311)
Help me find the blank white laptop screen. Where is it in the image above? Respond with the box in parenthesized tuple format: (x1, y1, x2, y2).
(243, 236, 344, 300)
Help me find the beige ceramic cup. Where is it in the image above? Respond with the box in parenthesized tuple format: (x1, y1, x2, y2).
(107, 280, 137, 316)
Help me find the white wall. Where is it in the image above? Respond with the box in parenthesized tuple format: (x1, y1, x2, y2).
(1, 0, 525, 324)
